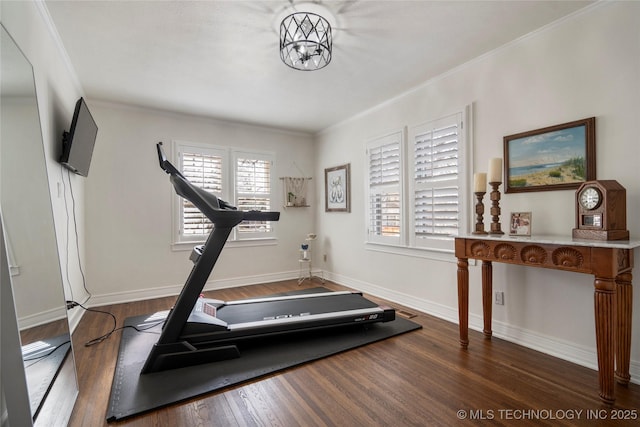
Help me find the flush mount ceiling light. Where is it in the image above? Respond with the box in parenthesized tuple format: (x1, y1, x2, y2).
(279, 7, 332, 71)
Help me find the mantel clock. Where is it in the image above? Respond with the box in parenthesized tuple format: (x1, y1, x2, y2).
(572, 180, 629, 240)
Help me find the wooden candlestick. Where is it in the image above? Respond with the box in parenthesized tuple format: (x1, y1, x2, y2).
(488, 181, 504, 235)
(472, 192, 488, 235)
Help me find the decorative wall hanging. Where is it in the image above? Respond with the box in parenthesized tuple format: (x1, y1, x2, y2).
(281, 177, 311, 207)
(325, 163, 350, 212)
(504, 117, 596, 193)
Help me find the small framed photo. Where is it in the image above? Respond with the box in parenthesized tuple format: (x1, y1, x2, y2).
(509, 212, 532, 236)
(325, 163, 350, 212)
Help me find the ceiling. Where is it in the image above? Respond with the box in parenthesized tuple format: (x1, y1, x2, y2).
(45, 1, 593, 134)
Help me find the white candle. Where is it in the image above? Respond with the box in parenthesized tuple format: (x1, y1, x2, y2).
(488, 158, 502, 183)
(473, 173, 486, 193)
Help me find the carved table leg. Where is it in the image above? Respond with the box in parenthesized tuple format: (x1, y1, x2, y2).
(457, 258, 469, 348)
(594, 277, 617, 404)
(482, 261, 493, 339)
(615, 272, 632, 386)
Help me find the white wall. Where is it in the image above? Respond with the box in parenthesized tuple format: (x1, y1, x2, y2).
(1, 1, 88, 314)
(84, 103, 316, 304)
(1, 100, 66, 325)
(314, 1, 640, 379)
(1, 2, 83, 425)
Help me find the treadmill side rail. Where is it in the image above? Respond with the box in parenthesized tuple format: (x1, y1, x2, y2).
(224, 290, 358, 306)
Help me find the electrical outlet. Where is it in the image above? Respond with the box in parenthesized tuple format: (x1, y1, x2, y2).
(494, 291, 504, 305)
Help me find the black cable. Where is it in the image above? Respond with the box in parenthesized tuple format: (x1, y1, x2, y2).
(76, 302, 117, 346)
(60, 164, 74, 302)
(23, 340, 71, 367)
(67, 169, 92, 300)
(71, 302, 162, 347)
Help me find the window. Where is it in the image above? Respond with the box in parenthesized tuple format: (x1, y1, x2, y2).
(234, 151, 274, 238)
(172, 141, 275, 247)
(366, 130, 404, 246)
(409, 113, 465, 250)
(365, 109, 469, 254)
(174, 143, 229, 242)
(180, 147, 226, 239)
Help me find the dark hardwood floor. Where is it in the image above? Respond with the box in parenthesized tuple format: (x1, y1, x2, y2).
(67, 280, 639, 426)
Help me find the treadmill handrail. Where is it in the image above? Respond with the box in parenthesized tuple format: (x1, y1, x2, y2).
(156, 142, 184, 177)
(143, 143, 283, 373)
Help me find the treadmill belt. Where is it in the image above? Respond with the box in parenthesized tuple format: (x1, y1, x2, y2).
(217, 293, 378, 324)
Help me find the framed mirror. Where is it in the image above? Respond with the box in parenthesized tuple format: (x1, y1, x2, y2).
(1, 24, 78, 425)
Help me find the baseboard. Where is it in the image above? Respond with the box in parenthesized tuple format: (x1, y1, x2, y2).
(17, 306, 67, 330)
(85, 270, 301, 307)
(324, 271, 640, 386)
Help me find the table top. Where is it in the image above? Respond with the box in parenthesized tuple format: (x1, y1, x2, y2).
(456, 233, 640, 249)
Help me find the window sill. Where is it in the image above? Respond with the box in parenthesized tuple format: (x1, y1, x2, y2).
(171, 237, 278, 252)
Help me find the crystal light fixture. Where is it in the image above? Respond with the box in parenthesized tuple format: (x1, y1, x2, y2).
(280, 11, 332, 71)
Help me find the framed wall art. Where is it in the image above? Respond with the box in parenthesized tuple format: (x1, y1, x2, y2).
(325, 163, 350, 212)
(509, 212, 532, 236)
(504, 117, 595, 193)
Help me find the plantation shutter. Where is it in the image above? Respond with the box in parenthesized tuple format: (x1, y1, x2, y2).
(411, 114, 461, 246)
(235, 153, 273, 237)
(367, 131, 403, 245)
(181, 151, 224, 236)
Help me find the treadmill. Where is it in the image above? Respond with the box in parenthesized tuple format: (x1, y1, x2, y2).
(142, 143, 395, 374)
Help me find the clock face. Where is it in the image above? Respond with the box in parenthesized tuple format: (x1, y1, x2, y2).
(579, 186, 601, 210)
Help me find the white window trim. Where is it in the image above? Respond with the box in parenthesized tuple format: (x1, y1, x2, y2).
(170, 140, 277, 251)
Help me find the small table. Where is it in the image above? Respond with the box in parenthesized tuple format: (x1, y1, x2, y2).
(297, 238, 324, 285)
(454, 234, 640, 404)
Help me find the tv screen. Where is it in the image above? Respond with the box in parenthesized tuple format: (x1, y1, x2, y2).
(60, 97, 98, 177)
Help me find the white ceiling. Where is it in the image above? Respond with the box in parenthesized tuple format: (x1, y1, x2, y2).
(45, 0, 593, 134)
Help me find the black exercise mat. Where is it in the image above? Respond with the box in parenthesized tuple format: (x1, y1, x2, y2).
(106, 290, 421, 422)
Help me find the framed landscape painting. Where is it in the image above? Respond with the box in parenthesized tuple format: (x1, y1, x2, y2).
(504, 117, 595, 193)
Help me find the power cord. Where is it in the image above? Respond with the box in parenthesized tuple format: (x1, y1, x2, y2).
(66, 301, 162, 347)
(23, 340, 72, 368)
(60, 165, 93, 306)
(66, 168, 92, 299)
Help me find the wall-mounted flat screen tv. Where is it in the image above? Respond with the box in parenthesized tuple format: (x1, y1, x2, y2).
(60, 97, 98, 177)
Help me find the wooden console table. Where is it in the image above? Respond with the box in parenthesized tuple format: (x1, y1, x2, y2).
(455, 234, 639, 404)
